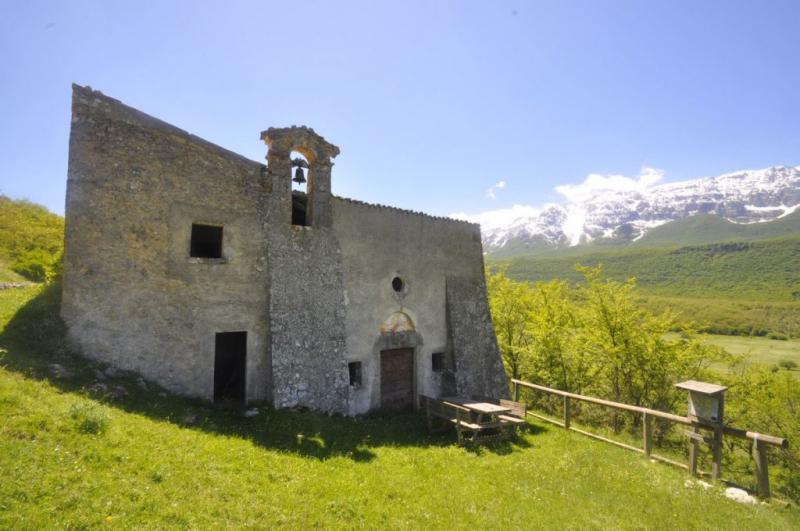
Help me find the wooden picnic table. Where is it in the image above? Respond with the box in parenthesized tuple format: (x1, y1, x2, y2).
(422, 395, 525, 444)
(441, 396, 511, 424)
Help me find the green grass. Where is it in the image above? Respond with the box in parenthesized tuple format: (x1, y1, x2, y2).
(698, 334, 800, 379)
(1, 287, 798, 529)
(0, 262, 28, 283)
(639, 295, 800, 338)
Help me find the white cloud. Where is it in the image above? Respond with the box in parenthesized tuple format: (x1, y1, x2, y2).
(555, 167, 663, 203)
(451, 204, 540, 231)
(485, 180, 507, 200)
(451, 167, 667, 247)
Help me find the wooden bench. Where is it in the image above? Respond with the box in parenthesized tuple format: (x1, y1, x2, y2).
(422, 395, 482, 444)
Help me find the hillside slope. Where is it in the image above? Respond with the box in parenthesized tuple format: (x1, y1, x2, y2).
(0, 196, 64, 282)
(634, 210, 800, 247)
(498, 236, 800, 302)
(1, 287, 798, 528)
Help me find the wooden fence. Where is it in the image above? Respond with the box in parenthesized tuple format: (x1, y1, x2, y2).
(511, 378, 788, 498)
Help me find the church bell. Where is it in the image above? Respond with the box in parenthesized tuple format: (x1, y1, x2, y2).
(293, 165, 306, 185)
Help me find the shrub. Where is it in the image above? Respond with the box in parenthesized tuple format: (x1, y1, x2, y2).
(778, 359, 798, 370)
(723, 367, 800, 501)
(12, 249, 62, 283)
(488, 266, 728, 426)
(69, 403, 110, 435)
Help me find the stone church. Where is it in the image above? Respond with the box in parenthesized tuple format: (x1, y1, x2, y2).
(62, 85, 508, 415)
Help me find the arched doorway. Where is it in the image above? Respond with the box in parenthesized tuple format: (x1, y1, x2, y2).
(379, 312, 416, 412)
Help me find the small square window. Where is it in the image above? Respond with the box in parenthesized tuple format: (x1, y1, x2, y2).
(432, 352, 445, 372)
(190, 224, 223, 258)
(348, 361, 362, 386)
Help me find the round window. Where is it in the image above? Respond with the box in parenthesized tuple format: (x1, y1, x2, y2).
(391, 276, 405, 293)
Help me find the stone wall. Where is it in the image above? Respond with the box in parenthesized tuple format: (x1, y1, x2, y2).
(446, 277, 510, 399)
(265, 223, 350, 413)
(62, 85, 272, 401)
(332, 198, 507, 414)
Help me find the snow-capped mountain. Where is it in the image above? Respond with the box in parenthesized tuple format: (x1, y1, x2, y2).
(455, 165, 800, 254)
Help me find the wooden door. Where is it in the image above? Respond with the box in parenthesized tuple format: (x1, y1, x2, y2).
(380, 348, 414, 412)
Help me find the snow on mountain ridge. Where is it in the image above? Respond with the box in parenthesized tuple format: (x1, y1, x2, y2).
(454, 165, 800, 253)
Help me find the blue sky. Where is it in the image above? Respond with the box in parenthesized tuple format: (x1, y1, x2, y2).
(1, 0, 799, 218)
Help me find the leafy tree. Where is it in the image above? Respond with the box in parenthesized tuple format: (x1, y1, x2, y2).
(723, 365, 800, 500)
(525, 279, 584, 392)
(487, 268, 536, 380)
(487, 265, 727, 421)
(575, 266, 722, 413)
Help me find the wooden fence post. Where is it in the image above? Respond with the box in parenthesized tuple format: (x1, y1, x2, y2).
(711, 425, 723, 480)
(711, 398, 725, 481)
(688, 428, 699, 477)
(511, 377, 787, 491)
(753, 437, 771, 498)
(643, 412, 653, 458)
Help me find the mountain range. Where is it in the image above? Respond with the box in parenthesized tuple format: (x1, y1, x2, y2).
(462, 165, 800, 256)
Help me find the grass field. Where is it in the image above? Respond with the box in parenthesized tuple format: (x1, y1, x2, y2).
(699, 334, 800, 379)
(0, 262, 28, 283)
(1, 286, 798, 528)
(639, 295, 800, 338)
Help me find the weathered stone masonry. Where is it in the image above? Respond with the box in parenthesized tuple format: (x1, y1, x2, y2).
(62, 84, 508, 415)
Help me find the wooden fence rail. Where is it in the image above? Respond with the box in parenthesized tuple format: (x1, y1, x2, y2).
(511, 378, 788, 498)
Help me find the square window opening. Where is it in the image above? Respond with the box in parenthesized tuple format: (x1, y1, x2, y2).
(348, 361, 362, 387)
(432, 352, 445, 372)
(190, 224, 223, 258)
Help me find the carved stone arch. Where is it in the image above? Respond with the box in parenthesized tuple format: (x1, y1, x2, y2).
(261, 126, 340, 165)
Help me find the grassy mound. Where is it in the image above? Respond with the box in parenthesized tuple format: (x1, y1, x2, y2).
(0, 195, 64, 282)
(1, 286, 798, 528)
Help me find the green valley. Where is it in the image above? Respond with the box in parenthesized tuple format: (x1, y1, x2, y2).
(491, 224, 800, 338)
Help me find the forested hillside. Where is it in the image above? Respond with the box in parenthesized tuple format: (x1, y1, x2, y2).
(491, 235, 800, 337)
(497, 236, 800, 302)
(0, 196, 64, 282)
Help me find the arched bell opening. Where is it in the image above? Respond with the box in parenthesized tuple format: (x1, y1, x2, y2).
(290, 151, 310, 226)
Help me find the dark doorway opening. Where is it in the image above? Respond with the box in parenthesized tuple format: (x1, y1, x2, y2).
(292, 190, 308, 226)
(380, 348, 414, 412)
(214, 331, 246, 403)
